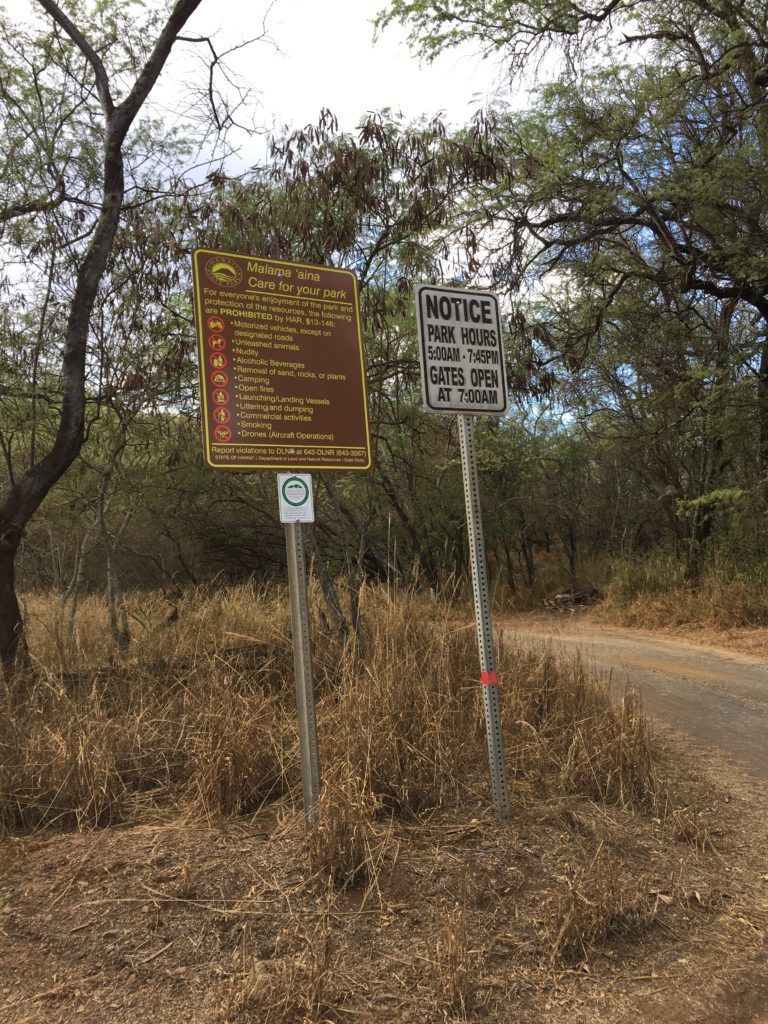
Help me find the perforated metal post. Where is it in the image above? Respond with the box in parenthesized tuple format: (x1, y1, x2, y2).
(285, 521, 321, 825)
(458, 414, 509, 818)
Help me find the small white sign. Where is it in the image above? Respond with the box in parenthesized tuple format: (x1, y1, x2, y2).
(277, 473, 315, 523)
(415, 284, 507, 415)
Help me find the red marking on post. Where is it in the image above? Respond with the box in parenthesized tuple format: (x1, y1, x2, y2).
(481, 671, 498, 686)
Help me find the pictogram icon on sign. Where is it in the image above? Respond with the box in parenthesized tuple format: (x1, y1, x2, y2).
(209, 352, 227, 368)
(211, 370, 228, 387)
(214, 425, 232, 442)
(208, 335, 226, 351)
(213, 407, 231, 424)
(207, 316, 225, 332)
(212, 389, 229, 405)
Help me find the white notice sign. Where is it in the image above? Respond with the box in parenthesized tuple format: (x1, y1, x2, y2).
(415, 284, 508, 415)
(278, 473, 315, 523)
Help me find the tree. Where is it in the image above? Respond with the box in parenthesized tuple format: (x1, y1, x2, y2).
(381, 0, 768, 570)
(0, 0, 235, 673)
(198, 113, 483, 602)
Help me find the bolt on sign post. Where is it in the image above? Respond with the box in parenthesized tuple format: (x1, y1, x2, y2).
(415, 283, 510, 818)
(192, 250, 372, 825)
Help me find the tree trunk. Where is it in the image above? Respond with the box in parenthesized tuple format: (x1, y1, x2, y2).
(106, 552, 130, 655)
(0, 532, 28, 676)
(305, 526, 350, 642)
(519, 513, 536, 588)
(320, 475, 364, 653)
(566, 519, 577, 581)
(0, 0, 204, 675)
(502, 541, 517, 593)
(758, 335, 768, 472)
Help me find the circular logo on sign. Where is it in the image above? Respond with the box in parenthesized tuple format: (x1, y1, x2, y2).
(207, 315, 225, 332)
(213, 407, 231, 424)
(211, 370, 228, 387)
(282, 477, 309, 506)
(213, 425, 232, 442)
(212, 389, 229, 405)
(208, 335, 226, 350)
(205, 257, 242, 288)
(209, 352, 227, 368)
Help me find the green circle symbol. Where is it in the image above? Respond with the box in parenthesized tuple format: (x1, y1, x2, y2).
(282, 477, 309, 507)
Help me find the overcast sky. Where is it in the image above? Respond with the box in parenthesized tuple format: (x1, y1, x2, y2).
(182, 0, 506, 138)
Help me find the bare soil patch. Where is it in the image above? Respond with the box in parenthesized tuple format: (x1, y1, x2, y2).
(1, 732, 766, 1024)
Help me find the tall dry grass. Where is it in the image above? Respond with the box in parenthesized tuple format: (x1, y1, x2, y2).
(598, 556, 768, 629)
(1, 583, 661, 849)
(501, 638, 657, 808)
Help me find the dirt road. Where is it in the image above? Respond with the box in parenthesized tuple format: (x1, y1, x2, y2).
(505, 613, 768, 781)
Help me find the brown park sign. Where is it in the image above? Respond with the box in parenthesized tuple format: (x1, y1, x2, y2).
(192, 249, 371, 471)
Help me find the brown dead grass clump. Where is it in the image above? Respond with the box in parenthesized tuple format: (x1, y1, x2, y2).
(320, 590, 481, 815)
(23, 583, 294, 675)
(2, 583, 661, 844)
(668, 803, 719, 851)
(434, 899, 473, 1016)
(185, 677, 291, 816)
(547, 848, 660, 963)
(0, 682, 128, 830)
(501, 637, 658, 810)
(0, 656, 297, 832)
(214, 914, 340, 1024)
(307, 763, 387, 887)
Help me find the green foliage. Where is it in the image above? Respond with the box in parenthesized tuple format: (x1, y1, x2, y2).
(7, 0, 768, 612)
(378, 0, 768, 584)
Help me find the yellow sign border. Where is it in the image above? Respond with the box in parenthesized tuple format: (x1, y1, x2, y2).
(192, 249, 372, 472)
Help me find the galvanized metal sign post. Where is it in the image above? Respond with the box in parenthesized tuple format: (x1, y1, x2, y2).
(192, 250, 372, 826)
(278, 474, 321, 824)
(415, 284, 510, 818)
(457, 415, 509, 817)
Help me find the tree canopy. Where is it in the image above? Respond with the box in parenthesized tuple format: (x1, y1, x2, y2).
(4, 0, 768, 669)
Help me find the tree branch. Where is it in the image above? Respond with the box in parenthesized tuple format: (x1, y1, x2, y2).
(35, 0, 114, 119)
(112, 0, 205, 144)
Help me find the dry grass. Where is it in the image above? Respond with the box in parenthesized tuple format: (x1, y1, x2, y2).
(0, 679, 128, 830)
(0, 657, 294, 832)
(184, 679, 290, 817)
(22, 583, 293, 673)
(307, 763, 387, 887)
(3, 583, 663, 856)
(501, 639, 658, 810)
(668, 804, 719, 852)
(597, 559, 768, 629)
(210, 910, 339, 1024)
(321, 591, 482, 815)
(547, 846, 660, 963)
(434, 899, 473, 1017)
(2, 585, 764, 1024)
